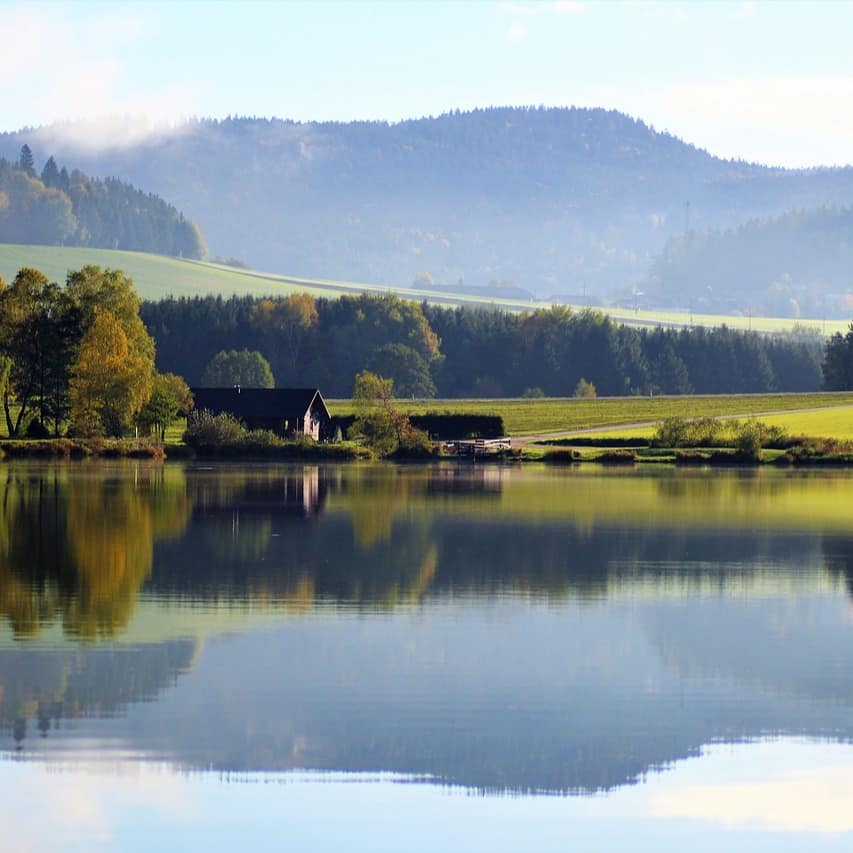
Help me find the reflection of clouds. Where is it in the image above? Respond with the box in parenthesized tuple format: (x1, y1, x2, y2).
(649, 742, 853, 835)
(0, 758, 195, 850)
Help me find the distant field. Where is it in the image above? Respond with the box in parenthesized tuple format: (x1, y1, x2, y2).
(0, 243, 848, 335)
(328, 393, 853, 437)
(755, 407, 853, 440)
(562, 405, 853, 442)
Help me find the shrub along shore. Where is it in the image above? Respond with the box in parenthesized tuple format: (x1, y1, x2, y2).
(2, 430, 853, 466)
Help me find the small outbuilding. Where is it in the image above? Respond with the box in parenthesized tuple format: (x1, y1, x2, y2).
(191, 387, 332, 440)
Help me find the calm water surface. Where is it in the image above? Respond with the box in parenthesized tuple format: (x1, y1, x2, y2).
(2, 461, 853, 851)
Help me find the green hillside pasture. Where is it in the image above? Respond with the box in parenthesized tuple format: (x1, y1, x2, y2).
(328, 393, 853, 437)
(1, 244, 848, 335)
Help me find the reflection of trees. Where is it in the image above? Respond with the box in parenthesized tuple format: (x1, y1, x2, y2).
(0, 465, 190, 639)
(824, 536, 853, 598)
(148, 465, 843, 609)
(0, 640, 197, 748)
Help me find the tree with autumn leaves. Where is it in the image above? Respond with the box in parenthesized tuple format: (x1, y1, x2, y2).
(0, 265, 188, 438)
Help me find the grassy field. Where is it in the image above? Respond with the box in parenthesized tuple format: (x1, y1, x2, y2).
(328, 393, 853, 436)
(1, 243, 848, 335)
(569, 405, 853, 441)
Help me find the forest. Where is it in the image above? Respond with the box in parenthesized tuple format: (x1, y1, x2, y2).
(0, 146, 207, 258)
(141, 291, 829, 398)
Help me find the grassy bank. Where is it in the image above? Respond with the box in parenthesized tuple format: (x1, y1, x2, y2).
(0, 439, 165, 460)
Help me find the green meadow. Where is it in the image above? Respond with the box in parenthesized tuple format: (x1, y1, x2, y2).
(1, 243, 848, 335)
(328, 393, 853, 437)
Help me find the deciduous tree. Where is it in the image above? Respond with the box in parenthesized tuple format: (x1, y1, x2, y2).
(201, 349, 275, 388)
(70, 308, 153, 437)
(136, 372, 193, 441)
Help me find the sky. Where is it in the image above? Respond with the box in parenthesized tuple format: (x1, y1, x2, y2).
(2, 0, 853, 167)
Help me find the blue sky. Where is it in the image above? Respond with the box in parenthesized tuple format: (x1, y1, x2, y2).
(2, 0, 853, 166)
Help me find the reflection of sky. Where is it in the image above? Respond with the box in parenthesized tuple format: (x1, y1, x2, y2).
(7, 592, 853, 797)
(3, 741, 853, 853)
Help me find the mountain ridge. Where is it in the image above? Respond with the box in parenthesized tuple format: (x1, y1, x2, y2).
(3, 106, 853, 304)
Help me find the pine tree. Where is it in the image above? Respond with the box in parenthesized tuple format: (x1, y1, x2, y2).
(41, 155, 60, 188)
(18, 144, 35, 177)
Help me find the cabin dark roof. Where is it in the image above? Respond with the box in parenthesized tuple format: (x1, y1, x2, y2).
(191, 387, 330, 420)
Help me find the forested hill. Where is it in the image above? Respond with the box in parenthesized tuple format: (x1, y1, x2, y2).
(0, 148, 207, 258)
(5, 108, 853, 301)
(646, 206, 853, 318)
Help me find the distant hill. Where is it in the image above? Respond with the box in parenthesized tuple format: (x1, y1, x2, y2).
(0, 150, 206, 258)
(0, 108, 848, 313)
(5, 108, 853, 309)
(647, 206, 853, 317)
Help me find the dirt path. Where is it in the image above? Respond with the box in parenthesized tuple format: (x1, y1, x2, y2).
(510, 404, 853, 446)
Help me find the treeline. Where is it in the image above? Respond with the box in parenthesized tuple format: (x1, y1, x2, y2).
(141, 292, 826, 397)
(647, 206, 853, 318)
(0, 145, 207, 258)
(823, 324, 853, 391)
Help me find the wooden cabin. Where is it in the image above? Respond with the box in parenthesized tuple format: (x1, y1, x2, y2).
(191, 387, 332, 440)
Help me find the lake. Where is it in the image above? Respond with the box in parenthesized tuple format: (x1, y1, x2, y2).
(2, 461, 853, 851)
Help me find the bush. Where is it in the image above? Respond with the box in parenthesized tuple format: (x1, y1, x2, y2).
(25, 420, 51, 439)
(573, 378, 597, 398)
(688, 417, 724, 447)
(731, 418, 787, 460)
(241, 428, 285, 449)
(596, 449, 638, 464)
(349, 412, 397, 457)
(389, 428, 439, 459)
(184, 409, 247, 448)
(542, 448, 580, 464)
(653, 417, 690, 447)
(674, 450, 710, 465)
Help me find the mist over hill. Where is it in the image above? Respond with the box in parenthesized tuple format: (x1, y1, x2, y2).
(4, 107, 853, 309)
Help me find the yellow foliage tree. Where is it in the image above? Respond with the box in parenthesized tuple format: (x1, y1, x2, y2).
(70, 308, 153, 436)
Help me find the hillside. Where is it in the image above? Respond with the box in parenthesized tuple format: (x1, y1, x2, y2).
(0, 243, 847, 336)
(647, 206, 853, 317)
(6, 108, 853, 308)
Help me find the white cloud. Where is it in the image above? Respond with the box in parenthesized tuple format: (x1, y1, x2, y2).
(507, 22, 529, 42)
(651, 767, 853, 834)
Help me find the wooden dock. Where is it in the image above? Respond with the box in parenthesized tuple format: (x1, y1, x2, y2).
(447, 438, 512, 457)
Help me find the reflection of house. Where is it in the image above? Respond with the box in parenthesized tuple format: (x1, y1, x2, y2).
(191, 387, 331, 440)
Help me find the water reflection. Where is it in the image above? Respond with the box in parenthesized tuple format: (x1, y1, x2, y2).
(0, 465, 189, 639)
(1, 463, 853, 799)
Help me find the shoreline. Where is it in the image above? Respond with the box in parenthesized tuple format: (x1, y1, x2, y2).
(2, 439, 852, 468)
